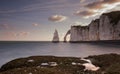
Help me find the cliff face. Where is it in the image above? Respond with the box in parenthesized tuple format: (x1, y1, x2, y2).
(70, 26, 89, 41)
(114, 21, 120, 40)
(89, 19, 99, 41)
(66, 11, 120, 42)
(70, 26, 80, 41)
(99, 15, 114, 40)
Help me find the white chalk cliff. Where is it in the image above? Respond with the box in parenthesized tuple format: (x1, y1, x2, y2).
(64, 11, 120, 42)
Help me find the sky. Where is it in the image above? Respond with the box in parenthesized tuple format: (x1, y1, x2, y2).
(0, 0, 120, 41)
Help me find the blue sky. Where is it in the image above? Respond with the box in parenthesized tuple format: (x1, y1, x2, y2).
(0, 0, 120, 41)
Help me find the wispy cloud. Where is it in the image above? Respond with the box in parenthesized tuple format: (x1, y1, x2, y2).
(85, 2, 104, 10)
(16, 31, 29, 37)
(0, 24, 15, 30)
(48, 15, 67, 22)
(0, 31, 30, 40)
(0, 31, 16, 40)
(75, 0, 120, 18)
(32, 23, 39, 27)
(85, 0, 120, 10)
(0, 24, 9, 29)
(80, 0, 85, 3)
(74, 10, 96, 18)
(0, 0, 79, 14)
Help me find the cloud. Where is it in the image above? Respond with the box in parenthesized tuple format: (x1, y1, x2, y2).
(0, 0, 80, 14)
(16, 32, 29, 37)
(102, 0, 120, 4)
(0, 31, 17, 40)
(32, 23, 39, 26)
(74, 10, 96, 18)
(0, 24, 16, 31)
(85, 1, 104, 10)
(85, 0, 120, 10)
(1, 31, 29, 40)
(75, 0, 120, 18)
(48, 15, 67, 22)
(0, 24, 9, 29)
(80, 0, 85, 3)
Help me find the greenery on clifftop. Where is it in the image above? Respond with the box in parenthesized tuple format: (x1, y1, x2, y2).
(0, 54, 120, 74)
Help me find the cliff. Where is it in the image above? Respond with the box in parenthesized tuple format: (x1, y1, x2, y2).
(70, 26, 89, 41)
(64, 11, 120, 42)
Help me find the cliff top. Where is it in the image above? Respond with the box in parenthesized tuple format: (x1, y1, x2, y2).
(102, 11, 120, 25)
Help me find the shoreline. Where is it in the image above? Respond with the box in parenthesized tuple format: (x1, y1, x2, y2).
(0, 53, 120, 74)
(0, 40, 120, 42)
(70, 40, 120, 43)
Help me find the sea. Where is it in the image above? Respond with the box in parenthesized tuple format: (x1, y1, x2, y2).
(0, 41, 120, 67)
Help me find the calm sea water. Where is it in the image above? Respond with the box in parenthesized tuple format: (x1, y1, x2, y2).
(0, 41, 120, 67)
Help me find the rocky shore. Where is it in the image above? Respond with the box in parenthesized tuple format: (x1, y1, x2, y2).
(0, 53, 120, 74)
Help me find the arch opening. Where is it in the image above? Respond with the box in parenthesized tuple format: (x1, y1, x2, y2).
(64, 29, 71, 42)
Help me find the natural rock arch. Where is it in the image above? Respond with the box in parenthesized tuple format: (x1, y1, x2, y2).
(64, 29, 71, 42)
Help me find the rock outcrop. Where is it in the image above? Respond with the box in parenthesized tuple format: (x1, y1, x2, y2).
(64, 11, 120, 42)
(52, 29, 59, 42)
(64, 29, 71, 42)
